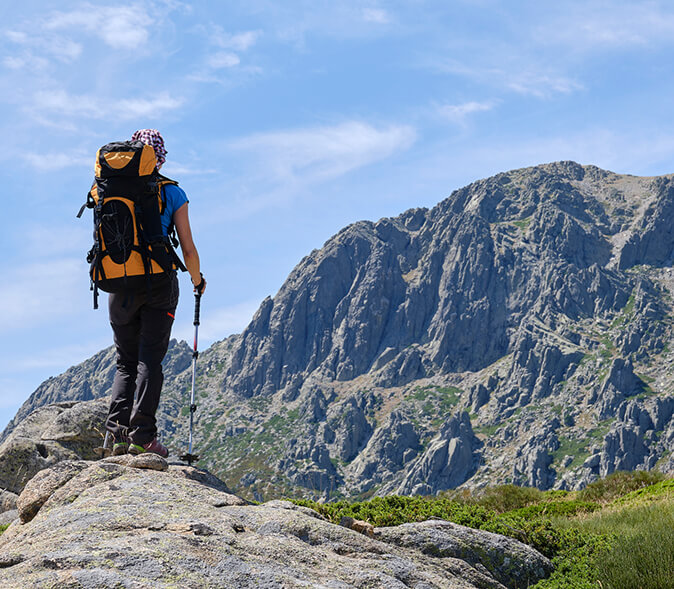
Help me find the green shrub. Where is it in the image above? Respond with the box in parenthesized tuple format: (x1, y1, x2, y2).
(532, 532, 611, 589)
(0, 523, 8, 535)
(577, 470, 666, 503)
(452, 483, 545, 513)
(613, 477, 674, 506)
(510, 500, 600, 519)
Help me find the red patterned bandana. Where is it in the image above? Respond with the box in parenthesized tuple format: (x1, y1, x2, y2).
(131, 129, 167, 167)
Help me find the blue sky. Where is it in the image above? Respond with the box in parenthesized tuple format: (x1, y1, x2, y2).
(2, 0, 674, 431)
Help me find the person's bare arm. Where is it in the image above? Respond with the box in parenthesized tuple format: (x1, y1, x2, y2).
(174, 202, 206, 294)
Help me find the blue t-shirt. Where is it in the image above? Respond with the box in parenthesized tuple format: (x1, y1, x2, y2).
(161, 183, 189, 236)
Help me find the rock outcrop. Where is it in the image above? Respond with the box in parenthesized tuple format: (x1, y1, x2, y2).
(0, 398, 107, 495)
(0, 460, 551, 588)
(397, 412, 482, 495)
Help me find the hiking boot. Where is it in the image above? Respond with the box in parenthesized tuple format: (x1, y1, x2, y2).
(112, 434, 130, 455)
(128, 438, 169, 458)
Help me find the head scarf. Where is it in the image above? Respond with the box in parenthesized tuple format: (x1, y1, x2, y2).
(131, 129, 167, 167)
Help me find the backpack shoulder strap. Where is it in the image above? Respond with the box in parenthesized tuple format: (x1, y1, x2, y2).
(76, 182, 98, 218)
(156, 176, 187, 273)
(156, 174, 178, 215)
(157, 174, 178, 187)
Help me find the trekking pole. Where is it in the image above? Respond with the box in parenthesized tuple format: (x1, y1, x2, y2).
(179, 292, 201, 466)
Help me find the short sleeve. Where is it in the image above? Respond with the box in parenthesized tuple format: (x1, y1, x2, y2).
(160, 183, 189, 235)
(164, 184, 189, 210)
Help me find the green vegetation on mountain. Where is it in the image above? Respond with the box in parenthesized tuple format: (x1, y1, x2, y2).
(293, 470, 674, 589)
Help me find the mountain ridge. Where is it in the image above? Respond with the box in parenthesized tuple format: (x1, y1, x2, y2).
(5, 161, 674, 501)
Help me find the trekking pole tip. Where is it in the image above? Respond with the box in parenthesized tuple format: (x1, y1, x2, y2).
(178, 452, 200, 466)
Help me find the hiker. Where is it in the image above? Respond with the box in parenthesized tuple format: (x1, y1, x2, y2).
(101, 129, 206, 457)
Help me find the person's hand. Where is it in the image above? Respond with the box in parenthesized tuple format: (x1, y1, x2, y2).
(192, 273, 206, 295)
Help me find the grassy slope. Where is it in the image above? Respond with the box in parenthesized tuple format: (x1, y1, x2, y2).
(293, 470, 674, 589)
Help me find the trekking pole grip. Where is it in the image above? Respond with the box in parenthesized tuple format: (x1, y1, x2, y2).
(194, 293, 201, 326)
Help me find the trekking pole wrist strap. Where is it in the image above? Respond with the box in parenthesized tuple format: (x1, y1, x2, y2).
(192, 273, 205, 294)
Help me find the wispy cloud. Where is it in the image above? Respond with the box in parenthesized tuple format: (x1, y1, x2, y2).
(190, 27, 262, 83)
(44, 4, 153, 49)
(215, 30, 262, 52)
(207, 52, 241, 69)
(363, 8, 391, 24)
(228, 121, 416, 184)
(535, 1, 674, 50)
(436, 100, 496, 124)
(3, 25, 83, 71)
(213, 120, 417, 219)
(28, 90, 184, 122)
(433, 59, 583, 99)
(21, 149, 91, 171)
(507, 72, 583, 98)
(1, 1, 174, 78)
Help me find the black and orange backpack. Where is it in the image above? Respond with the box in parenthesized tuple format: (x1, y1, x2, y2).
(77, 140, 186, 308)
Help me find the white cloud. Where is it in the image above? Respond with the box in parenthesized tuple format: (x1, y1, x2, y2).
(535, 1, 674, 50)
(1, 2, 164, 82)
(31, 90, 98, 118)
(118, 93, 185, 119)
(216, 30, 262, 52)
(48, 37, 83, 62)
(29, 90, 184, 122)
(208, 52, 241, 69)
(2, 56, 36, 70)
(45, 4, 153, 49)
(433, 59, 583, 99)
(507, 72, 583, 98)
(2, 30, 82, 71)
(22, 150, 91, 171)
(436, 100, 496, 124)
(363, 8, 390, 24)
(229, 121, 417, 184)
(190, 28, 261, 82)
(6, 30, 28, 43)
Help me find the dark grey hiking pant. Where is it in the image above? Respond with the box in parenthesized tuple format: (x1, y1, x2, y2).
(105, 272, 179, 445)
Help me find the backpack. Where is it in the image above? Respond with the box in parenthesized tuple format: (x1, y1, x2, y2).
(77, 140, 186, 309)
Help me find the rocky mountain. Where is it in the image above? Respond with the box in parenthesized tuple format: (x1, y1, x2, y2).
(5, 161, 674, 501)
(0, 456, 551, 588)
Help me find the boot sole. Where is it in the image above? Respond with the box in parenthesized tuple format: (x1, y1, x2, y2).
(112, 443, 129, 456)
